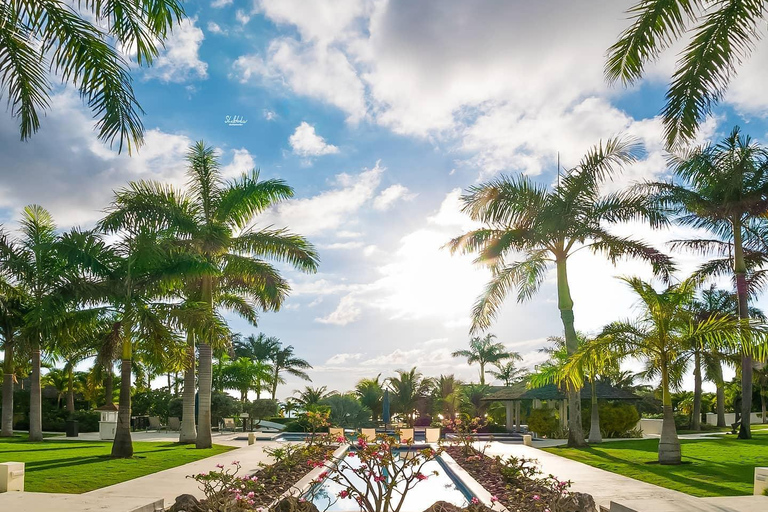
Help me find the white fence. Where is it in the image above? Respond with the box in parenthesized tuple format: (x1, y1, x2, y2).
(704, 412, 765, 426)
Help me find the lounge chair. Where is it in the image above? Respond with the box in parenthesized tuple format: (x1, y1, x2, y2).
(221, 417, 237, 432)
(329, 427, 345, 441)
(168, 416, 181, 432)
(425, 427, 441, 443)
(360, 428, 376, 440)
(147, 416, 167, 432)
(399, 428, 414, 443)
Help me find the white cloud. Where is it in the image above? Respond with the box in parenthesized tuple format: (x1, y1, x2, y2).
(144, 18, 207, 83)
(320, 241, 366, 250)
(325, 353, 363, 365)
(211, 0, 232, 7)
(220, 148, 256, 178)
(373, 184, 416, 211)
(236, 9, 251, 25)
(207, 21, 226, 35)
(289, 122, 340, 157)
(263, 109, 278, 121)
(316, 295, 361, 325)
(336, 230, 363, 238)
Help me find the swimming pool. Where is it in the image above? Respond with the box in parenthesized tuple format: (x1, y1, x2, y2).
(308, 449, 473, 511)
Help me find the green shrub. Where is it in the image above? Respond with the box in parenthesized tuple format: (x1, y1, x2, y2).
(284, 421, 306, 432)
(320, 394, 371, 429)
(265, 416, 292, 425)
(71, 411, 99, 432)
(168, 397, 183, 419)
(246, 399, 279, 422)
(526, 408, 559, 438)
(597, 402, 640, 438)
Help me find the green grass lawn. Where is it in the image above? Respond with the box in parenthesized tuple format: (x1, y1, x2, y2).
(542, 431, 768, 497)
(0, 435, 234, 493)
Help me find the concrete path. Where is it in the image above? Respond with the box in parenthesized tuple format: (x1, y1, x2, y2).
(480, 441, 768, 512)
(85, 440, 284, 508)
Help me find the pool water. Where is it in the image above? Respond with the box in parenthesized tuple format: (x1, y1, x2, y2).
(309, 450, 472, 511)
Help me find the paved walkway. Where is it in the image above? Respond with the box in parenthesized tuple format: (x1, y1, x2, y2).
(480, 441, 768, 512)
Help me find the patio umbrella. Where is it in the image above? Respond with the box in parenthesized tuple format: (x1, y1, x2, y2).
(382, 390, 391, 427)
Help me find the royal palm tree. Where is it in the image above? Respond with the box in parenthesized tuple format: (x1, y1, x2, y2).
(355, 375, 384, 423)
(0, 0, 185, 152)
(0, 275, 25, 436)
(607, 1, 768, 147)
(102, 142, 319, 449)
(488, 361, 527, 387)
(579, 277, 747, 463)
(452, 334, 514, 385)
(269, 344, 312, 400)
(642, 127, 768, 438)
(0, 206, 69, 441)
(449, 138, 672, 447)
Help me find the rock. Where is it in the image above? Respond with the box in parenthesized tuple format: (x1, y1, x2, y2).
(166, 494, 202, 512)
(271, 496, 321, 512)
(569, 492, 597, 512)
(423, 502, 464, 512)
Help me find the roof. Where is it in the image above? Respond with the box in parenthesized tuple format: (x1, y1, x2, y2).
(95, 403, 119, 411)
(482, 382, 640, 401)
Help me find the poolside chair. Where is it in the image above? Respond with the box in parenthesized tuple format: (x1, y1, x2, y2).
(168, 416, 181, 432)
(360, 428, 376, 440)
(329, 427, 345, 441)
(221, 417, 237, 432)
(147, 416, 167, 432)
(425, 427, 441, 443)
(399, 428, 414, 443)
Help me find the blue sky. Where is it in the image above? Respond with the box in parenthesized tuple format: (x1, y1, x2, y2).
(2, 0, 768, 398)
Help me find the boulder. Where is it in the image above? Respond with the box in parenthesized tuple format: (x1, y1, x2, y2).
(569, 491, 597, 512)
(166, 494, 202, 512)
(271, 496, 321, 512)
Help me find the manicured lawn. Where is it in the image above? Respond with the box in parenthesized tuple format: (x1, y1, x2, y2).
(542, 431, 768, 497)
(0, 435, 234, 493)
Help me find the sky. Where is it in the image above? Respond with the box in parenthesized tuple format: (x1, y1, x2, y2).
(2, 0, 768, 400)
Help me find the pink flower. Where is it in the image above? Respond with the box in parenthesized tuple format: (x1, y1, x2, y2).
(339, 490, 349, 499)
(374, 476, 385, 482)
(532, 495, 540, 501)
(231, 460, 240, 465)
(348, 452, 356, 458)
(247, 492, 255, 498)
(490, 496, 498, 503)
(415, 473, 428, 481)
(251, 476, 259, 482)
(471, 497, 480, 505)
(336, 436, 346, 443)
(216, 464, 224, 469)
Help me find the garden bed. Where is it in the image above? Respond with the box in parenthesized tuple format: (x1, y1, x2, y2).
(443, 446, 595, 512)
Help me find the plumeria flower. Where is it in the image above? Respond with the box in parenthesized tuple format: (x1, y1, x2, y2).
(471, 497, 480, 505)
(532, 495, 540, 501)
(490, 496, 498, 503)
(215, 464, 224, 469)
(339, 490, 349, 499)
(231, 460, 240, 465)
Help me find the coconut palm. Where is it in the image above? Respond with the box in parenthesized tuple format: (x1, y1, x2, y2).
(451, 334, 514, 385)
(387, 367, 433, 426)
(221, 358, 273, 402)
(269, 344, 312, 400)
(642, 127, 768, 438)
(606, 1, 768, 148)
(234, 333, 280, 362)
(355, 375, 384, 423)
(293, 385, 335, 410)
(579, 277, 748, 463)
(488, 361, 527, 387)
(434, 374, 463, 417)
(449, 137, 672, 447)
(101, 142, 319, 449)
(0, 206, 69, 441)
(0, 0, 185, 152)
(42, 368, 68, 409)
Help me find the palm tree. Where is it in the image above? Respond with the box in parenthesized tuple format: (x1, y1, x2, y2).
(449, 138, 672, 447)
(580, 277, 745, 464)
(434, 374, 463, 417)
(293, 386, 335, 410)
(643, 127, 768, 438)
(355, 375, 384, 423)
(0, 0, 185, 152)
(452, 334, 514, 385)
(102, 142, 319, 449)
(0, 275, 26, 437)
(221, 358, 273, 402)
(606, 1, 768, 148)
(234, 334, 280, 361)
(269, 344, 312, 400)
(488, 361, 527, 387)
(0, 206, 68, 441)
(387, 367, 433, 426)
(42, 368, 68, 409)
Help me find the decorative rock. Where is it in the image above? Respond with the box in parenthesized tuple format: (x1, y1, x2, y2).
(167, 494, 202, 512)
(569, 491, 597, 512)
(271, 496, 321, 512)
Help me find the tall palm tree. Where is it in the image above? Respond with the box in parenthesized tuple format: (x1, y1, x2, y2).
(221, 357, 273, 402)
(0, 275, 25, 436)
(579, 277, 746, 464)
(643, 127, 768, 438)
(0, 0, 185, 152)
(102, 142, 319, 449)
(449, 138, 672, 447)
(488, 361, 527, 387)
(0, 206, 68, 441)
(606, 1, 768, 148)
(451, 334, 514, 385)
(434, 374, 463, 417)
(269, 344, 312, 400)
(387, 367, 433, 426)
(355, 375, 383, 423)
(234, 333, 280, 362)
(293, 385, 334, 410)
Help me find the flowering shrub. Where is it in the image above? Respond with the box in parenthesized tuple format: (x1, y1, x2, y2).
(442, 415, 487, 455)
(189, 461, 263, 512)
(320, 432, 444, 512)
(306, 410, 331, 446)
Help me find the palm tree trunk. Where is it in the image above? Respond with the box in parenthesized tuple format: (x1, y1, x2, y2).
(734, 221, 753, 440)
(2, 340, 15, 437)
(111, 358, 134, 458)
(658, 360, 681, 464)
(715, 363, 726, 427)
(196, 342, 212, 449)
(105, 367, 114, 406)
(555, 257, 586, 447)
(692, 350, 702, 431)
(271, 368, 279, 400)
(29, 341, 43, 442)
(179, 333, 197, 443)
(588, 379, 602, 443)
(66, 366, 75, 414)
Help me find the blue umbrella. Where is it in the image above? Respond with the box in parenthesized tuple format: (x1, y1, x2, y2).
(382, 390, 391, 426)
